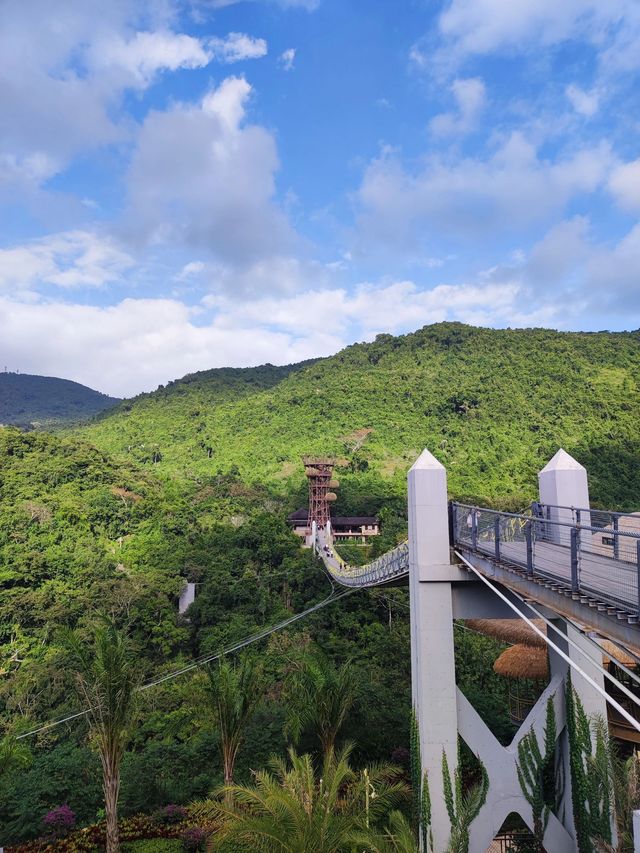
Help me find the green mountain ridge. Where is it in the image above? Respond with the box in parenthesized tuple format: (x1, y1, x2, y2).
(0, 373, 120, 428)
(78, 322, 640, 508)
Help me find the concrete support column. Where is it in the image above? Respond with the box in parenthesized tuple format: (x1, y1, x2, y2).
(178, 581, 195, 615)
(538, 449, 590, 546)
(548, 616, 608, 843)
(408, 449, 457, 852)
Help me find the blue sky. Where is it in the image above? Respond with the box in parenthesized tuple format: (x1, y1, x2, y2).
(1, 0, 640, 395)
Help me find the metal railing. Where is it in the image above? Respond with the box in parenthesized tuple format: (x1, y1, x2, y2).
(532, 502, 640, 562)
(452, 502, 640, 614)
(321, 541, 409, 587)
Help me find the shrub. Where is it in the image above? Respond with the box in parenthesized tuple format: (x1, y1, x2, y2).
(43, 804, 76, 838)
(151, 804, 188, 825)
(180, 827, 209, 852)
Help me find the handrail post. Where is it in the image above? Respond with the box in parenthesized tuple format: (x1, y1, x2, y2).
(637, 540, 640, 617)
(614, 516, 620, 560)
(449, 501, 457, 546)
(494, 516, 501, 560)
(471, 508, 478, 550)
(525, 520, 533, 576)
(571, 527, 580, 593)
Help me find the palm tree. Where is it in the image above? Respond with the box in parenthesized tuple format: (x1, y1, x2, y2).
(196, 743, 409, 852)
(365, 811, 419, 852)
(284, 652, 358, 758)
(204, 655, 265, 805)
(63, 619, 138, 853)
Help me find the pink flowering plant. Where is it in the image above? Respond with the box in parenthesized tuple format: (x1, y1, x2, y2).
(181, 826, 208, 851)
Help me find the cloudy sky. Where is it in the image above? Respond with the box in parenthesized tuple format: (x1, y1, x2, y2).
(1, 0, 640, 396)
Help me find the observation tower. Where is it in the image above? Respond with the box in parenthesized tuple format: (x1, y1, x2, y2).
(302, 456, 339, 531)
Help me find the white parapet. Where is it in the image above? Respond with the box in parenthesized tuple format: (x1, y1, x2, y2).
(408, 449, 458, 852)
(538, 449, 591, 546)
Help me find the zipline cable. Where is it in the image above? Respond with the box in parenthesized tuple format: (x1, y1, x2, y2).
(17, 588, 355, 741)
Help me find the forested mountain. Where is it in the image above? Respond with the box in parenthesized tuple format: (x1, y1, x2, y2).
(0, 373, 119, 428)
(82, 322, 640, 508)
(1, 322, 639, 843)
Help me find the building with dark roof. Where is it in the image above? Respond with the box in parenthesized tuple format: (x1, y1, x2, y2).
(286, 508, 379, 542)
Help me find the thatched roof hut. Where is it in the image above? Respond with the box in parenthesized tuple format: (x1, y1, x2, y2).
(469, 619, 639, 669)
(599, 640, 638, 668)
(466, 619, 547, 649)
(493, 644, 549, 681)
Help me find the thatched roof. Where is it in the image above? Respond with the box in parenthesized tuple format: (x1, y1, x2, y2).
(494, 644, 549, 680)
(466, 619, 547, 648)
(468, 619, 640, 669)
(599, 640, 638, 668)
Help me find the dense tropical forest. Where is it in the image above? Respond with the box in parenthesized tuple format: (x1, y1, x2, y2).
(1, 322, 639, 849)
(0, 374, 120, 429)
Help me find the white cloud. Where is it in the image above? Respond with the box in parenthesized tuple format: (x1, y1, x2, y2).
(278, 48, 297, 71)
(204, 255, 328, 298)
(436, 0, 640, 74)
(0, 1, 215, 189)
(212, 279, 530, 338)
(409, 43, 429, 70)
(0, 296, 339, 397)
(3, 217, 638, 396)
(209, 32, 267, 63)
(430, 77, 486, 136)
(126, 76, 294, 267)
(0, 274, 547, 396)
(91, 30, 212, 88)
(177, 261, 206, 280)
(565, 84, 600, 117)
(0, 231, 134, 293)
(523, 216, 592, 293)
(489, 216, 640, 318)
(207, 0, 319, 7)
(609, 159, 640, 212)
(356, 134, 612, 250)
(587, 223, 640, 305)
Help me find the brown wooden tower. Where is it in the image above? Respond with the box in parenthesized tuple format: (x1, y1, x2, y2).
(302, 456, 339, 530)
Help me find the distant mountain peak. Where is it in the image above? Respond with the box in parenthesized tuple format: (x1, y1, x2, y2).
(0, 372, 120, 428)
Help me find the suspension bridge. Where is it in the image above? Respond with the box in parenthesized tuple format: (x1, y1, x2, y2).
(310, 448, 640, 852)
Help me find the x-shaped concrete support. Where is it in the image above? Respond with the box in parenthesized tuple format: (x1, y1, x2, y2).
(457, 674, 575, 852)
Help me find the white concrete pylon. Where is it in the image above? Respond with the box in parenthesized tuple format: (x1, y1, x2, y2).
(538, 449, 591, 545)
(178, 581, 195, 615)
(408, 449, 458, 852)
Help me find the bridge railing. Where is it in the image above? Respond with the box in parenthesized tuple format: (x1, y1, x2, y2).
(451, 502, 640, 614)
(532, 502, 639, 561)
(323, 541, 409, 587)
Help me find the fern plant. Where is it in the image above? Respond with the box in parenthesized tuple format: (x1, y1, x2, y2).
(516, 695, 561, 850)
(410, 707, 432, 851)
(565, 674, 613, 853)
(442, 748, 489, 853)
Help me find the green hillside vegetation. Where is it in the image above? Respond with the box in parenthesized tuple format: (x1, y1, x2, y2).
(1, 322, 639, 845)
(81, 323, 640, 509)
(0, 373, 120, 428)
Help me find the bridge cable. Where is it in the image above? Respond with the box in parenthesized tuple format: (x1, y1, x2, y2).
(17, 588, 354, 741)
(455, 551, 640, 735)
